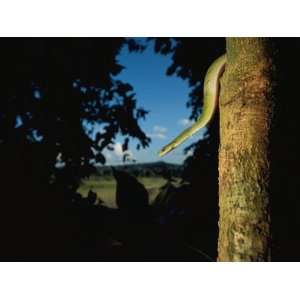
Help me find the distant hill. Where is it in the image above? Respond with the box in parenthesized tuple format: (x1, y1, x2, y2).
(96, 161, 183, 178)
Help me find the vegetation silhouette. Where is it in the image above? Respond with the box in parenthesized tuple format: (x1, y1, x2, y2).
(1, 37, 299, 261)
(0, 38, 211, 261)
(0, 38, 151, 259)
(112, 167, 149, 214)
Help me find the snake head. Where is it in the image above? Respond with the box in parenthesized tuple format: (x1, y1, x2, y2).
(158, 141, 179, 157)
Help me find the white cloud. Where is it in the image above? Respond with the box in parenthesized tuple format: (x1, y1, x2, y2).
(153, 125, 167, 133)
(178, 118, 194, 127)
(148, 125, 168, 139)
(56, 152, 62, 161)
(105, 151, 112, 159)
(125, 151, 134, 159)
(113, 142, 135, 160)
(186, 149, 194, 156)
(148, 132, 167, 139)
(114, 142, 123, 157)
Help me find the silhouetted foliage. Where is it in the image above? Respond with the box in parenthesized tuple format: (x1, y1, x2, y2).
(112, 167, 149, 215)
(0, 38, 150, 259)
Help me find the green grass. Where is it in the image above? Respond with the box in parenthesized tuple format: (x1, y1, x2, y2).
(77, 175, 168, 208)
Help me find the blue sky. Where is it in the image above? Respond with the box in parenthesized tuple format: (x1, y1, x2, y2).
(102, 40, 206, 165)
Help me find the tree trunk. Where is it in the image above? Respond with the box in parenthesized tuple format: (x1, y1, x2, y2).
(217, 38, 275, 261)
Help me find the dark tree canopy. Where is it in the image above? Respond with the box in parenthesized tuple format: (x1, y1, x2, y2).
(0, 38, 151, 258)
(0, 38, 150, 188)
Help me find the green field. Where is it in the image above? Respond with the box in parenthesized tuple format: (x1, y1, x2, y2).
(77, 175, 168, 208)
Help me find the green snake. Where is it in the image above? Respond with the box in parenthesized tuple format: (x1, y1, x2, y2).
(159, 54, 227, 157)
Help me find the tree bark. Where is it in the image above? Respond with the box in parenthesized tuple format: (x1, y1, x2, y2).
(217, 38, 275, 261)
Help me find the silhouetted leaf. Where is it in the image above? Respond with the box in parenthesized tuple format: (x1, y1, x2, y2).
(122, 137, 129, 152)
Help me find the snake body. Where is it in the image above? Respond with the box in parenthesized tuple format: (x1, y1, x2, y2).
(159, 54, 227, 157)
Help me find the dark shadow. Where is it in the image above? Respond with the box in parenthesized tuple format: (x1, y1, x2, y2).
(269, 38, 300, 261)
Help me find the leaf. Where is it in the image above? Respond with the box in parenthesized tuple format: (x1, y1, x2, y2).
(95, 152, 106, 165)
(122, 137, 129, 152)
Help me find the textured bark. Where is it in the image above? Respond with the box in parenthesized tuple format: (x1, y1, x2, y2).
(217, 38, 275, 261)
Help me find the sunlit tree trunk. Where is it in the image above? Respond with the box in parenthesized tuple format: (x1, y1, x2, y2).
(217, 38, 275, 261)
